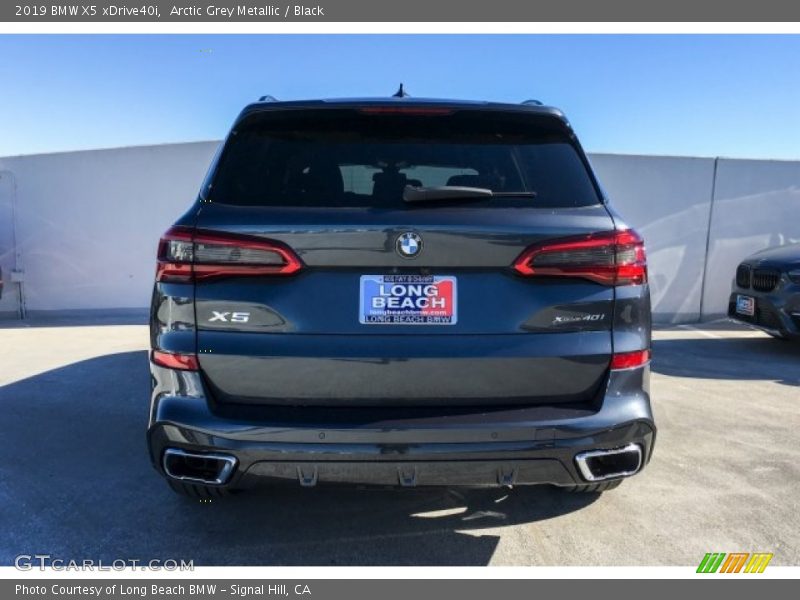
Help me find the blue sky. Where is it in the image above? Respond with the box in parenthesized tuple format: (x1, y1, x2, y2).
(1, 35, 799, 159)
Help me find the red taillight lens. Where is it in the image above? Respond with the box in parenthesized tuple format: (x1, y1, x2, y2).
(610, 349, 651, 370)
(156, 226, 303, 282)
(151, 350, 199, 371)
(512, 229, 647, 286)
(156, 227, 194, 282)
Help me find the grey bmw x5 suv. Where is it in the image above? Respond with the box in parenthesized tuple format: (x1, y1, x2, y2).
(148, 95, 656, 497)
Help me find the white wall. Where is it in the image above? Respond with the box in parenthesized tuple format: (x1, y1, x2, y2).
(702, 159, 800, 318)
(0, 171, 19, 314)
(0, 142, 219, 312)
(589, 154, 716, 323)
(1, 142, 799, 322)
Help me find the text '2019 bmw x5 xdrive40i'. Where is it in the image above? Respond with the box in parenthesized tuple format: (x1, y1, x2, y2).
(148, 95, 656, 497)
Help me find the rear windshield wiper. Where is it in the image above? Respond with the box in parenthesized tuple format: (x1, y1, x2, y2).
(402, 185, 536, 204)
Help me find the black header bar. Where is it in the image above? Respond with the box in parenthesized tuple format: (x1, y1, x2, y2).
(4, 1, 800, 22)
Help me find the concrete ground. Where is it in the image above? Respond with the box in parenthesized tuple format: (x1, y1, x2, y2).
(0, 319, 798, 566)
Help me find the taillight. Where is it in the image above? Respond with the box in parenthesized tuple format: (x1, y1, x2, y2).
(156, 227, 194, 282)
(156, 226, 303, 283)
(512, 229, 647, 286)
(610, 349, 651, 370)
(151, 350, 199, 371)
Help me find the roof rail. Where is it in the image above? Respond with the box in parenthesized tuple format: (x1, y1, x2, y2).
(521, 99, 543, 106)
(259, 95, 278, 102)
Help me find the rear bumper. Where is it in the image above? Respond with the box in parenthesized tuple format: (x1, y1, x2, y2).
(147, 364, 656, 489)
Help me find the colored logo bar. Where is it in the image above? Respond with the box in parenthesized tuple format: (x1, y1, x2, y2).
(697, 552, 773, 573)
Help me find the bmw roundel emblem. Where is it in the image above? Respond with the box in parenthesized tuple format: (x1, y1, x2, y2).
(396, 232, 423, 258)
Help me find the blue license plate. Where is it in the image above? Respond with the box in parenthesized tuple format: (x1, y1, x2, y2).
(359, 275, 457, 325)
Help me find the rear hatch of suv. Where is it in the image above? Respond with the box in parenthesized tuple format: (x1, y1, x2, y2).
(168, 105, 633, 407)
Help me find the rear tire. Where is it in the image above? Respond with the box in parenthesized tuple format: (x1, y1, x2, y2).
(561, 479, 623, 493)
(167, 478, 232, 499)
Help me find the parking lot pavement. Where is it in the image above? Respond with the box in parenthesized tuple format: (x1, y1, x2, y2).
(1, 318, 798, 566)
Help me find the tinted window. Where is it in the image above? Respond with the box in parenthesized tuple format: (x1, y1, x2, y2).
(209, 109, 600, 208)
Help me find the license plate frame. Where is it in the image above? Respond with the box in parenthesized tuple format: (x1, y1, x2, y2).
(359, 274, 457, 325)
(735, 294, 755, 317)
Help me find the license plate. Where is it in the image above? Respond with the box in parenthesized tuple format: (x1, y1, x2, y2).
(736, 294, 755, 317)
(359, 275, 457, 325)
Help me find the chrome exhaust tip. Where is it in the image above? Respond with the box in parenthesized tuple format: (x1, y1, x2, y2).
(575, 443, 642, 482)
(162, 448, 237, 485)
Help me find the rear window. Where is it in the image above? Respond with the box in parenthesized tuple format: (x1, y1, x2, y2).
(208, 109, 600, 209)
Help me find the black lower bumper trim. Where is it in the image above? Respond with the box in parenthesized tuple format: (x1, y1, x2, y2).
(242, 459, 572, 488)
(149, 418, 655, 489)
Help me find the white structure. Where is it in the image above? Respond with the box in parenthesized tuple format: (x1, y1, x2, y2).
(1, 142, 799, 323)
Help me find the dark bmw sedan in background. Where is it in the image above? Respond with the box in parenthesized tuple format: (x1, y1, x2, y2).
(147, 95, 656, 498)
(729, 243, 800, 340)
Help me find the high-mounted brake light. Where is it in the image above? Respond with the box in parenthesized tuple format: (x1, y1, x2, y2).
(358, 107, 455, 116)
(610, 349, 651, 370)
(151, 350, 199, 371)
(156, 226, 303, 283)
(512, 229, 647, 286)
